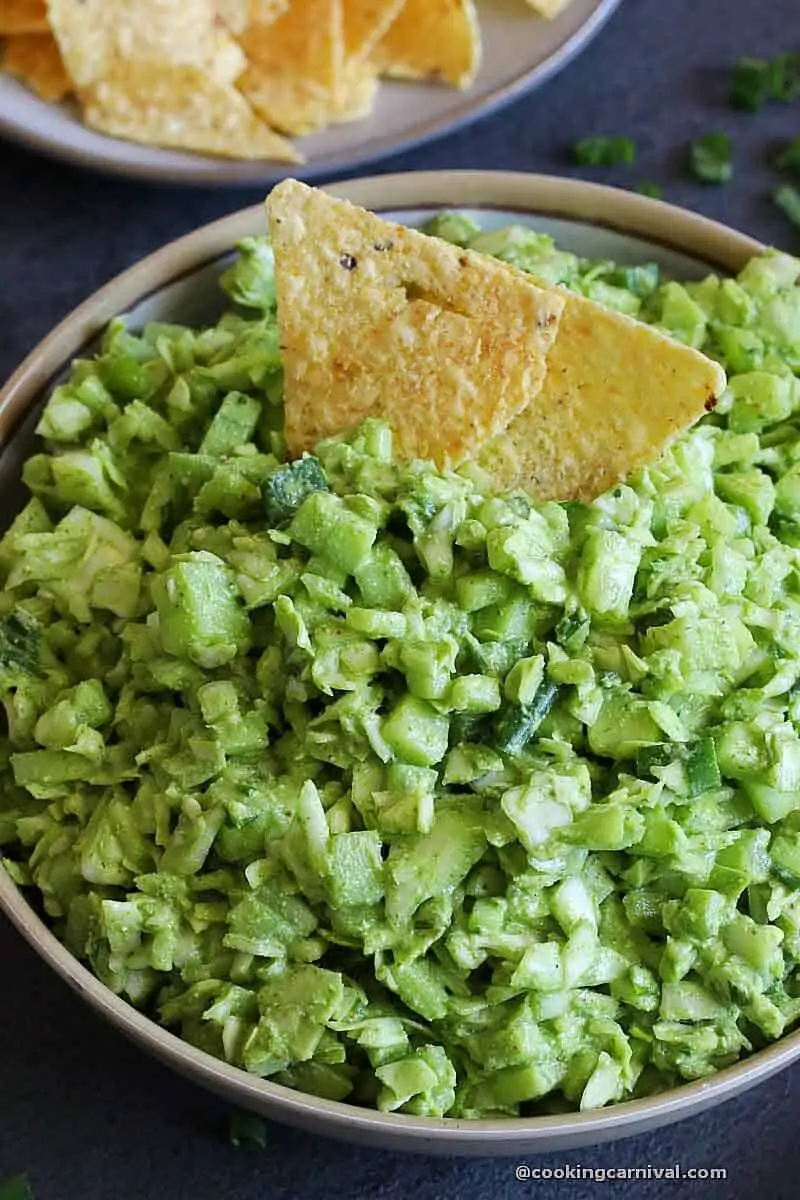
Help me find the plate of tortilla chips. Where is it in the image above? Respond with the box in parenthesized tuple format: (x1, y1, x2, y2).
(0, 0, 622, 184)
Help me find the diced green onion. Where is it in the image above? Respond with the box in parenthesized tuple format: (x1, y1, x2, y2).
(769, 53, 800, 101)
(776, 138, 800, 174)
(729, 53, 800, 110)
(574, 137, 636, 167)
(690, 133, 733, 184)
(634, 181, 663, 199)
(729, 57, 774, 110)
(228, 1111, 269, 1149)
(774, 184, 800, 229)
(0, 1178, 33, 1200)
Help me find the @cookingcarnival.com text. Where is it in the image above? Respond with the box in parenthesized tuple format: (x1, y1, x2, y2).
(513, 1163, 727, 1183)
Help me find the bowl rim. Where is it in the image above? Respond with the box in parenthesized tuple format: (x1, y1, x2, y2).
(1, 169, 792, 1153)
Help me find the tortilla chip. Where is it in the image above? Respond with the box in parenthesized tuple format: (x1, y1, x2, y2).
(215, 0, 287, 34)
(478, 291, 727, 502)
(47, 0, 243, 88)
(332, 61, 378, 122)
(206, 28, 248, 85)
(3, 31, 71, 100)
(267, 180, 565, 468)
(82, 61, 301, 161)
(344, 0, 405, 62)
(238, 0, 344, 135)
(524, 0, 573, 16)
(245, 59, 376, 134)
(373, 0, 481, 89)
(0, 0, 47, 34)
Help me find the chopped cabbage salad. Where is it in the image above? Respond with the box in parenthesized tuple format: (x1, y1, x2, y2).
(3, 216, 800, 1119)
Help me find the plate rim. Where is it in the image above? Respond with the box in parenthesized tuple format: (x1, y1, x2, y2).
(0, 0, 624, 187)
(0, 169, 788, 1155)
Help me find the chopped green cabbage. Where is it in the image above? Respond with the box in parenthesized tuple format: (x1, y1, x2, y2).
(3, 222, 800, 1120)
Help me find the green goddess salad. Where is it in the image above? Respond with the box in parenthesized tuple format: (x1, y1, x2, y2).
(2, 210, 800, 1119)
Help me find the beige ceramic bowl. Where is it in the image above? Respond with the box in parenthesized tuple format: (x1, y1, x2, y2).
(0, 171, 789, 1155)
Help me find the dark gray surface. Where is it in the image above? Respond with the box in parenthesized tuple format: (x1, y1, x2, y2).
(1, 0, 800, 1195)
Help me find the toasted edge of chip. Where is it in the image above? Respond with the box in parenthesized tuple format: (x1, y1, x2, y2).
(373, 0, 481, 89)
(478, 288, 727, 501)
(2, 31, 71, 100)
(81, 61, 302, 162)
(0, 0, 47, 34)
(267, 179, 565, 468)
(239, 0, 345, 135)
(344, 0, 405, 63)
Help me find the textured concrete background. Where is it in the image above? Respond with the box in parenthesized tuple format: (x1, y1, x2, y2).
(2, 0, 800, 1195)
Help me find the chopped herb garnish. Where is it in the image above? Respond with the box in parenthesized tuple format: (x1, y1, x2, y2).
(228, 1111, 269, 1149)
(634, 181, 663, 199)
(770, 52, 800, 101)
(729, 53, 800, 110)
(776, 137, 800, 173)
(690, 133, 733, 184)
(729, 57, 775, 111)
(0, 609, 41, 679)
(574, 136, 636, 167)
(262, 455, 329, 527)
(774, 184, 800, 229)
(0, 1177, 33, 1200)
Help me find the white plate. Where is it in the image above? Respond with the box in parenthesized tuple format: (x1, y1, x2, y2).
(0, 0, 622, 186)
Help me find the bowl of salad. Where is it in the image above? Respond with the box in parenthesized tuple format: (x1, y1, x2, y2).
(3, 169, 800, 1154)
